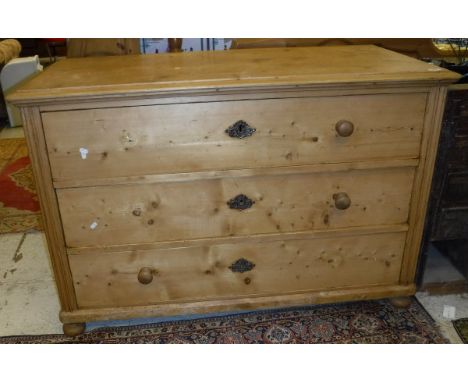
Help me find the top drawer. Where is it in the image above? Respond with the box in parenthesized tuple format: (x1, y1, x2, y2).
(42, 93, 426, 183)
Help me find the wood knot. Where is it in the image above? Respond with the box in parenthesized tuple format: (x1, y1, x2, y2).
(323, 214, 329, 225)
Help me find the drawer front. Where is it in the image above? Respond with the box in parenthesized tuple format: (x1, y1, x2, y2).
(69, 231, 406, 309)
(58, 167, 414, 248)
(43, 93, 426, 182)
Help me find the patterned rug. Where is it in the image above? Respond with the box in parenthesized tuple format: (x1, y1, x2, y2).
(0, 298, 448, 344)
(453, 318, 468, 343)
(0, 138, 42, 234)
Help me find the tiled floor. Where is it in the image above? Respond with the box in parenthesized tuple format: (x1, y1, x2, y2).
(0, 232, 62, 335)
(416, 291, 468, 343)
(0, 229, 467, 341)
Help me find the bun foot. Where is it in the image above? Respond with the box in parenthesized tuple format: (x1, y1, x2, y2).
(389, 296, 412, 309)
(63, 322, 86, 337)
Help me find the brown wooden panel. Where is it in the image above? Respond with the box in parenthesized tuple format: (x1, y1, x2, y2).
(19, 107, 77, 311)
(231, 38, 451, 59)
(60, 284, 416, 324)
(401, 87, 448, 284)
(43, 93, 426, 182)
(69, 231, 406, 309)
(66, 38, 140, 58)
(57, 167, 415, 248)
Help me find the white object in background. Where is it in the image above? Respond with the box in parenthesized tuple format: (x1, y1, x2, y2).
(213, 39, 232, 50)
(0, 55, 43, 127)
(140, 38, 232, 54)
(442, 305, 456, 320)
(140, 38, 204, 54)
(182, 38, 203, 52)
(79, 147, 89, 159)
(140, 38, 169, 54)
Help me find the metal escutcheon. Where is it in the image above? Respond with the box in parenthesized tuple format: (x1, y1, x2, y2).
(227, 194, 255, 210)
(225, 120, 256, 139)
(229, 258, 256, 273)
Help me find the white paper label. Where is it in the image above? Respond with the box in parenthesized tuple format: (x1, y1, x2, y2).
(79, 147, 89, 159)
(443, 305, 456, 319)
(89, 221, 98, 230)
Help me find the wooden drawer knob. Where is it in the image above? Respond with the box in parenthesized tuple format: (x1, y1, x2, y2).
(333, 192, 351, 210)
(335, 120, 354, 137)
(137, 267, 154, 284)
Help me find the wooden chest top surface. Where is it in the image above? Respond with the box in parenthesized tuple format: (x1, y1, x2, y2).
(7, 45, 459, 104)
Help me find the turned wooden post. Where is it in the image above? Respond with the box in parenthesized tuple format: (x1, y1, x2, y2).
(168, 38, 183, 53)
(389, 296, 412, 309)
(63, 323, 86, 337)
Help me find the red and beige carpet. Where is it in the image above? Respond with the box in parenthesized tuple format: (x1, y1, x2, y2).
(0, 138, 42, 234)
(0, 298, 448, 344)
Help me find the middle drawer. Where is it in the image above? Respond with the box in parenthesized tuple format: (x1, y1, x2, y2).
(57, 167, 414, 248)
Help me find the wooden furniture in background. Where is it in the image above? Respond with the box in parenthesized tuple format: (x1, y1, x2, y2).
(64, 38, 184, 58)
(43, 38, 67, 63)
(167, 38, 183, 53)
(14, 38, 67, 59)
(66, 38, 140, 57)
(7, 46, 459, 336)
(232, 38, 452, 59)
(418, 84, 468, 281)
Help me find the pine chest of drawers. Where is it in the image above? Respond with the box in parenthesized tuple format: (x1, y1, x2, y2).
(7, 46, 459, 336)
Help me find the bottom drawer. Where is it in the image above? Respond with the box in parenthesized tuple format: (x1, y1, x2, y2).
(69, 232, 406, 309)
